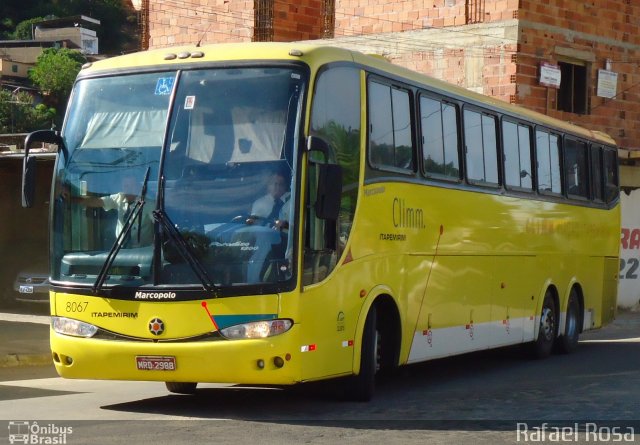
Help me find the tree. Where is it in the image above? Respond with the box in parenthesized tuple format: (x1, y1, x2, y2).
(29, 48, 86, 112)
(13, 17, 46, 40)
(0, 90, 56, 133)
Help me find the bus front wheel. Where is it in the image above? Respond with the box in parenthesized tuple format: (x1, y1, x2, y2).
(165, 382, 197, 394)
(533, 291, 557, 359)
(346, 305, 377, 402)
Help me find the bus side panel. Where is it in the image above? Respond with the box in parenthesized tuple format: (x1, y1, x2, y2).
(488, 256, 538, 346)
(407, 255, 492, 363)
(297, 259, 374, 381)
(297, 254, 418, 382)
(407, 254, 556, 363)
(601, 257, 619, 326)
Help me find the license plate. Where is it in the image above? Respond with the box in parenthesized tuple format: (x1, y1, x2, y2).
(136, 356, 176, 371)
(19, 285, 34, 294)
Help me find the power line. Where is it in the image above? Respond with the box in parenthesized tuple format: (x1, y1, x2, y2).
(590, 78, 640, 112)
(152, 0, 522, 47)
(151, 0, 515, 53)
(145, 5, 522, 61)
(145, 0, 640, 68)
(168, 0, 517, 43)
(147, 0, 640, 68)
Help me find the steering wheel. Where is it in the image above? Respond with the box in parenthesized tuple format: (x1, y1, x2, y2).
(231, 214, 277, 226)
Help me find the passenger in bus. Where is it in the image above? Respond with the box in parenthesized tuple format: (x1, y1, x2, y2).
(246, 169, 291, 231)
(63, 175, 154, 247)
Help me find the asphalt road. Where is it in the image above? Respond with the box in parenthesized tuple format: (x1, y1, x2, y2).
(1, 313, 639, 444)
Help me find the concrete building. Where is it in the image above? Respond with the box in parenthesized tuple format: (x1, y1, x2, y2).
(0, 15, 101, 96)
(33, 15, 101, 55)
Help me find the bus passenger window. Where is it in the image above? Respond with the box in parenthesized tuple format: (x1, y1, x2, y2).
(503, 120, 532, 190)
(564, 138, 588, 199)
(536, 130, 562, 194)
(591, 146, 604, 202)
(392, 89, 413, 169)
(368, 81, 414, 171)
(463, 109, 498, 185)
(420, 96, 459, 179)
(603, 148, 619, 203)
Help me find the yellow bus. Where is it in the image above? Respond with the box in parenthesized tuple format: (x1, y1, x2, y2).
(22, 43, 620, 401)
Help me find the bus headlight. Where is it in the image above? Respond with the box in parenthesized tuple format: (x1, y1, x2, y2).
(52, 316, 98, 338)
(220, 319, 293, 339)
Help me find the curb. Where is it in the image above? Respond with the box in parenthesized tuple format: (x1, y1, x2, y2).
(0, 353, 52, 368)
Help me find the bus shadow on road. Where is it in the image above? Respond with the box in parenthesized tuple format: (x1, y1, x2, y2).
(100, 340, 640, 428)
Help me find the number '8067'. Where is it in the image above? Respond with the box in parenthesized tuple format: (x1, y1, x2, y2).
(66, 301, 88, 312)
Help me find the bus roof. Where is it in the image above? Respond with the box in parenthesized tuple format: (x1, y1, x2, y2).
(81, 42, 616, 147)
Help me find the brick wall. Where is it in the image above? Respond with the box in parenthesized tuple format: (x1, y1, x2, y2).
(148, 0, 325, 47)
(516, 0, 640, 150)
(272, 0, 325, 41)
(386, 44, 517, 103)
(146, 0, 640, 150)
(148, 0, 254, 48)
(334, 0, 519, 37)
(321, 14, 519, 104)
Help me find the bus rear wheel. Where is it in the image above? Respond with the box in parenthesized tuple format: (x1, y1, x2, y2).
(556, 289, 580, 354)
(165, 382, 197, 394)
(533, 291, 557, 359)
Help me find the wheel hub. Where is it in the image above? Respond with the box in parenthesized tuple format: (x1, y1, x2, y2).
(541, 307, 555, 340)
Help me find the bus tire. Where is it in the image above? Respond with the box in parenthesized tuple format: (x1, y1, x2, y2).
(557, 289, 580, 354)
(346, 305, 377, 402)
(165, 382, 197, 394)
(533, 291, 557, 359)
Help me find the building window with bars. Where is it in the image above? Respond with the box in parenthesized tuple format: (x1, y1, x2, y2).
(254, 0, 274, 42)
(466, 0, 485, 24)
(322, 0, 335, 38)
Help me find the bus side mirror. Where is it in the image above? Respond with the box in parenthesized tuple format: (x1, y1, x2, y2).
(306, 135, 330, 160)
(22, 156, 37, 208)
(315, 163, 342, 220)
(307, 135, 341, 220)
(22, 130, 61, 208)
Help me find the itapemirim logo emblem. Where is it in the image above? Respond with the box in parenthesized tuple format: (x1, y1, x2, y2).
(8, 421, 73, 444)
(148, 317, 165, 336)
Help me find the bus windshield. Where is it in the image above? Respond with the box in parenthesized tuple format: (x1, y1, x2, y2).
(53, 66, 305, 293)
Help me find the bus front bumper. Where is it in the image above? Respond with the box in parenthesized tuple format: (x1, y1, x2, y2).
(50, 326, 302, 385)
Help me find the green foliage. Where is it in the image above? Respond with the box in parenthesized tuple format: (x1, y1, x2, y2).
(1, 18, 16, 39)
(29, 48, 86, 103)
(314, 121, 361, 189)
(423, 156, 460, 178)
(13, 17, 46, 40)
(2, 0, 138, 132)
(0, 90, 56, 133)
(312, 121, 361, 231)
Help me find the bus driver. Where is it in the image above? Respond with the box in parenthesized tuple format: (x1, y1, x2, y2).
(246, 169, 291, 231)
(63, 175, 154, 247)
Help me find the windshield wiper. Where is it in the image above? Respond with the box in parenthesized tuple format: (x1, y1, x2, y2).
(92, 167, 151, 294)
(152, 209, 216, 293)
(153, 209, 216, 292)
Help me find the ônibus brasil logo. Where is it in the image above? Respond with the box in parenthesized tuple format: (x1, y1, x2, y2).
(8, 421, 73, 444)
